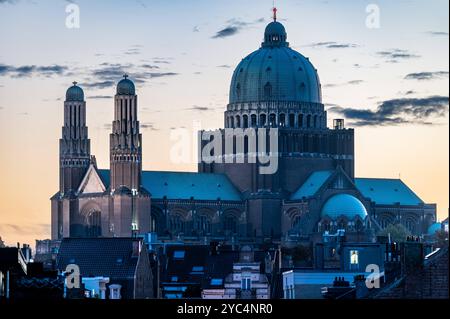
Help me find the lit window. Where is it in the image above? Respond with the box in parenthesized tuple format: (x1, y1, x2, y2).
(171, 276, 178, 282)
(191, 266, 204, 274)
(241, 278, 251, 290)
(350, 250, 359, 265)
(210, 278, 223, 286)
(173, 250, 185, 259)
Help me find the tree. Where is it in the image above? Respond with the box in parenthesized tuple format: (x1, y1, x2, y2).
(0, 236, 5, 248)
(377, 223, 411, 243)
(434, 230, 449, 248)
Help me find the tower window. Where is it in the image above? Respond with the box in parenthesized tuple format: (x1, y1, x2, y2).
(236, 83, 241, 98)
(289, 114, 295, 127)
(251, 114, 257, 127)
(243, 115, 249, 128)
(259, 114, 267, 127)
(269, 113, 276, 127)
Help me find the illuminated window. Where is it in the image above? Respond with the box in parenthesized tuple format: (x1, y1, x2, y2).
(350, 250, 359, 268)
(241, 278, 251, 290)
(173, 250, 185, 259)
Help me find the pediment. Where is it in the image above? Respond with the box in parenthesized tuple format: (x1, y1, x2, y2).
(77, 164, 107, 194)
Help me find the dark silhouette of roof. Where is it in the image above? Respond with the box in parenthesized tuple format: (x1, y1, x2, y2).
(56, 238, 140, 279)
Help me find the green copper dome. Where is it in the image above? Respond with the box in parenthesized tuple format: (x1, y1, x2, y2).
(229, 20, 322, 104)
(321, 194, 368, 220)
(65, 82, 84, 102)
(117, 76, 135, 95)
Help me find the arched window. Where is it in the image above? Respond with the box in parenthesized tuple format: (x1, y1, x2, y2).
(236, 115, 241, 128)
(264, 82, 272, 99)
(306, 114, 311, 128)
(313, 115, 318, 128)
(230, 116, 234, 128)
(279, 114, 286, 127)
(269, 113, 276, 127)
(251, 114, 257, 127)
(86, 211, 101, 238)
(170, 214, 184, 233)
(243, 115, 249, 128)
(289, 114, 295, 127)
(298, 114, 304, 128)
(224, 215, 237, 234)
(293, 215, 302, 229)
(260, 114, 267, 127)
(197, 215, 211, 235)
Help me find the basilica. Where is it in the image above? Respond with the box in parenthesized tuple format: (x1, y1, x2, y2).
(51, 15, 437, 243)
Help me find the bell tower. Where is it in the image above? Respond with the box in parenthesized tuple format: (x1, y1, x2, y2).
(110, 75, 142, 192)
(59, 82, 91, 195)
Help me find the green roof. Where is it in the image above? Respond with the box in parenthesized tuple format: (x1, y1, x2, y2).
(290, 170, 333, 200)
(354, 178, 424, 206)
(98, 170, 242, 201)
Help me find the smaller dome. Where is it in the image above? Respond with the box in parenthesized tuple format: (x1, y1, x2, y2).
(66, 82, 84, 102)
(428, 222, 442, 235)
(321, 194, 368, 220)
(117, 75, 135, 95)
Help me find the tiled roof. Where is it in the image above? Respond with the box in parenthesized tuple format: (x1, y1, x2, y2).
(98, 170, 242, 201)
(355, 178, 424, 206)
(290, 170, 333, 200)
(56, 238, 139, 279)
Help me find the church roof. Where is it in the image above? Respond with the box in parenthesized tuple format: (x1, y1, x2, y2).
(97, 170, 242, 201)
(290, 171, 425, 206)
(354, 178, 424, 206)
(290, 170, 333, 200)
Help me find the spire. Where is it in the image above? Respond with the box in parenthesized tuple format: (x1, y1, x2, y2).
(72, 81, 78, 86)
(123, 74, 129, 79)
(272, 4, 277, 22)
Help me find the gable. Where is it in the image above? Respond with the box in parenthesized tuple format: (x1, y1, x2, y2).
(290, 168, 357, 200)
(77, 165, 107, 194)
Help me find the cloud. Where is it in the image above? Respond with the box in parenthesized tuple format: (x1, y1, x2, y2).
(376, 49, 420, 62)
(83, 81, 116, 89)
(0, 106, 3, 110)
(347, 80, 364, 85)
(426, 31, 449, 36)
(308, 41, 359, 49)
(212, 17, 265, 39)
(0, 0, 18, 4)
(213, 26, 239, 39)
(0, 223, 50, 238)
(193, 26, 200, 32)
(0, 64, 68, 77)
(88, 95, 113, 99)
(404, 71, 449, 81)
(88, 63, 178, 87)
(328, 96, 449, 126)
(323, 80, 364, 88)
(217, 65, 231, 68)
(140, 122, 158, 130)
(186, 105, 211, 112)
